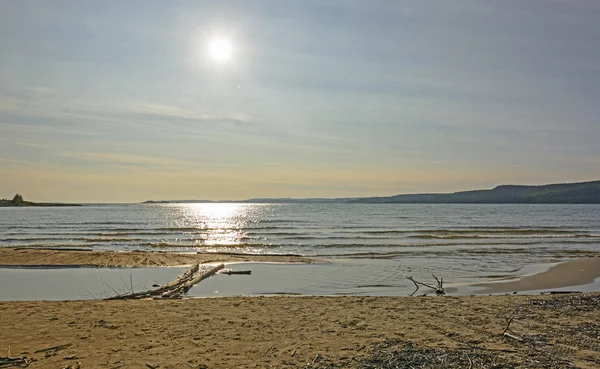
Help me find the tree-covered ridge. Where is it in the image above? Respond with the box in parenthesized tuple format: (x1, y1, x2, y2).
(350, 180, 600, 204)
(143, 180, 600, 204)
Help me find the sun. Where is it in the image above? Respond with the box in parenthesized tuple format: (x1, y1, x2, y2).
(207, 38, 233, 63)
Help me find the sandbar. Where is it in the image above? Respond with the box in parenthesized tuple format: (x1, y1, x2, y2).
(0, 247, 317, 267)
(474, 257, 600, 293)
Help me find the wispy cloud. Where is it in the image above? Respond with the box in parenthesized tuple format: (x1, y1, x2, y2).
(58, 151, 198, 169)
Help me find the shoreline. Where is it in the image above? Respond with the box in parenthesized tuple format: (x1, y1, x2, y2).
(1, 248, 600, 297)
(1, 249, 600, 367)
(473, 256, 600, 294)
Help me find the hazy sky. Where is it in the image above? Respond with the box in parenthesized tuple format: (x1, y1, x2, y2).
(1, 0, 599, 202)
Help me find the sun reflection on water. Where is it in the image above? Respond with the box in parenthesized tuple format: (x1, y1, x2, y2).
(170, 203, 267, 247)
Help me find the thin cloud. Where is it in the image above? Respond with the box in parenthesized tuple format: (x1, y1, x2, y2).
(57, 151, 198, 168)
(128, 102, 257, 124)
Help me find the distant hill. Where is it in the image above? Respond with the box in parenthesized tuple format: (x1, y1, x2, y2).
(0, 194, 82, 207)
(141, 180, 600, 205)
(244, 197, 358, 204)
(349, 180, 600, 204)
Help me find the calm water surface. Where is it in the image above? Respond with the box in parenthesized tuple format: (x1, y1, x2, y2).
(1, 204, 599, 291)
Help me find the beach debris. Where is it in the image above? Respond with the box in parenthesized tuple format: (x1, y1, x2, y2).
(146, 363, 159, 369)
(61, 363, 80, 369)
(541, 291, 582, 295)
(262, 343, 275, 357)
(104, 263, 224, 300)
(311, 354, 323, 365)
(502, 317, 523, 342)
(349, 340, 524, 369)
(34, 343, 72, 354)
(219, 269, 252, 275)
(406, 274, 445, 296)
(0, 356, 29, 368)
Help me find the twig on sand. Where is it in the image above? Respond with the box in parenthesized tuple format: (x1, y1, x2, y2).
(262, 343, 274, 357)
(502, 317, 514, 335)
(502, 317, 523, 341)
(312, 354, 322, 364)
(504, 332, 523, 342)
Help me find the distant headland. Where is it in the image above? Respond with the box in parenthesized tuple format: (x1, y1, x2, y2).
(0, 194, 82, 207)
(144, 180, 600, 204)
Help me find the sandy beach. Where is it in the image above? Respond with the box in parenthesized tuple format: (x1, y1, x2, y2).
(1, 294, 599, 368)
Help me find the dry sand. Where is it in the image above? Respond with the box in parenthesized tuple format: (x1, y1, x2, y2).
(1, 294, 600, 368)
(0, 247, 317, 267)
(475, 257, 600, 294)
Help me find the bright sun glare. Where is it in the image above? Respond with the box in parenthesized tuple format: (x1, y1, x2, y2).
(208, 38, 233, 63)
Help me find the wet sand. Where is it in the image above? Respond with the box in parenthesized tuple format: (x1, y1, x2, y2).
(0, 247, 317, 267)
(475, 257, 600, 293)
(1, 294, 600, 368)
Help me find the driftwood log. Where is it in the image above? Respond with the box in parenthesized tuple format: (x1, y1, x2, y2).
(161, 263, 225, 298)
(219, 269, 252, 275)
(105, 263, 223, 300)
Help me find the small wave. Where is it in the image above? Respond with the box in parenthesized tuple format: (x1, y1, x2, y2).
(84, 238, 146, 243)
(409, 234, 595, 240)
(246, 232, 304, 236)
(450, 225, 576, 230)
(95, 232, 167, 236)
(257, 220, 312, 224)
(362, 230, 411, 235)
(3, 222, 146, 228)
(145, 242, 279, 248)
(1, 237, 79, 242)
(0, 244, 94, 249)
(312, 239, 600, 248)
(411, 228, 580, 235)
(265, 235, 408, 240)
(156, 227, 208, 232)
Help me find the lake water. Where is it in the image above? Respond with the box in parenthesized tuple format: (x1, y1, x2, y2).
(1, 204, 600, 298)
